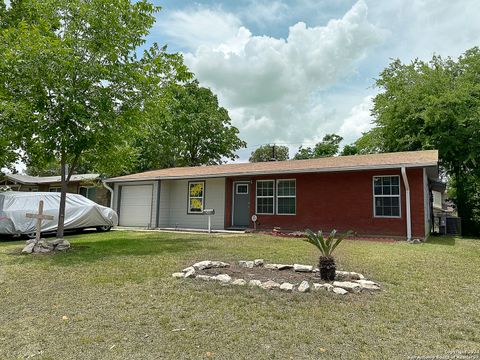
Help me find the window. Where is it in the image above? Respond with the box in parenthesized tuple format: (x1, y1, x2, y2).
(256, 180, 274, 214)
(80, 186, 97, 201)
(236, 183, 248, 194)
(188, 181, 205, 214)
(277, 179, 296, 215)
(373, 176, 400, 217)
(49, 187, 61, 192)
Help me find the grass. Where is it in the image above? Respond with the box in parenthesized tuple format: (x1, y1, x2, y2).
(1, 231, 479, 359)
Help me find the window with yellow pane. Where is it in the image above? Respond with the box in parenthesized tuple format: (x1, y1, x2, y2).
(188, 181, 205, 214)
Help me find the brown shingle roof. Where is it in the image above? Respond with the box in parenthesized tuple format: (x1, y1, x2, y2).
(108, 150, 438, 182)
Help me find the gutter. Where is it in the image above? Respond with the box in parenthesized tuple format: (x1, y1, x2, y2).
(102, 180, 114, 209)
(401, 167, 412, 240)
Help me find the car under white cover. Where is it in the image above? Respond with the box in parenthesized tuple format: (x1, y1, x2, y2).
(0, 191, 118, 235)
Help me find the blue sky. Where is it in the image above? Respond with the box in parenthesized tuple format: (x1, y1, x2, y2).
(145, 0, 480, 161)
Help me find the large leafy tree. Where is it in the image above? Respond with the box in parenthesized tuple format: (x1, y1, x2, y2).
(135, 80, 246, 170)
(360, 47, 480, 234)
(249, 144, 289, 162)
(0, 0, 188, 240)
(294, 134, 343, 160)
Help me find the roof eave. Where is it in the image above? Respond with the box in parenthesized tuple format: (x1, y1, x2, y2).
(106, 162, 438, 183)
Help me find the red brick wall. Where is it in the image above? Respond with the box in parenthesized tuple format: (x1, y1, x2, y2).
(225, 168, 426, 239)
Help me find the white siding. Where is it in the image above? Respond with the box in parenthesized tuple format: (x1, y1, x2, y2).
(113, 181, 159, 228)
(161, 178, 225, 230)
(158, 180, 171, 227)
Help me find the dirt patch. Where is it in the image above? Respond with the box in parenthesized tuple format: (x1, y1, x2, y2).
(200, 265, 325, 284)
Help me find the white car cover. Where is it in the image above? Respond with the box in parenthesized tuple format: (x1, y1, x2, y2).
(0, 191, 118, 235)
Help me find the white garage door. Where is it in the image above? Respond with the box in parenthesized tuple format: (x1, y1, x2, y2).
(119, 185, 153, 227)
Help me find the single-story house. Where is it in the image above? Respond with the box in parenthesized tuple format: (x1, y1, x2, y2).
(107, 150, 441, 240)
(1, 173, 111, 207)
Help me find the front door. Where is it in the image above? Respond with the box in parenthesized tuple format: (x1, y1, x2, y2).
(233, 182, 250, 227)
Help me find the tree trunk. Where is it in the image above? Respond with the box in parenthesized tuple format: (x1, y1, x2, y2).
(56, 152, 67, 239)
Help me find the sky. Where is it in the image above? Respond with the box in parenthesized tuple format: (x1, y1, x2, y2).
(147, 0, 480, 161)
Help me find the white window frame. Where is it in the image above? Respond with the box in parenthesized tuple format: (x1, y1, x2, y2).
(256, 180, 275, 215)
(235, 183, 249, 195)
(49, 187, 61, 192)
(373, 175, 401, 218)
(276, 179, 296, 215)
(188, 181, 205, 214)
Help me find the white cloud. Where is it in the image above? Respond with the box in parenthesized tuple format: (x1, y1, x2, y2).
(338, 96, 374, 144)
(240, 1, 289, 26)
(366, 0, 480, 61)
(179, 0, 385, 150)
(156, 8, 242, 50)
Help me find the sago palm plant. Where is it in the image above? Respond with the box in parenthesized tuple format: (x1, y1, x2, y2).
(303, 229, 352, 281)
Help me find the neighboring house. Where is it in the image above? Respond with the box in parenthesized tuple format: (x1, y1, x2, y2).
(430, 180, 460, 235)
(1, 173, 111, 207)
(107, 150, 441, 240)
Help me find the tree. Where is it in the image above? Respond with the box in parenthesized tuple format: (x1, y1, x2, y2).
(0, 135, 17, 171)
(340, 144, 359, 156)
(293, 134, 343, 160)
(249, 144, 289, 162)
(361, 47, 480, 235)
(135, 80, 246, 171)
(0, 0, 188, 241)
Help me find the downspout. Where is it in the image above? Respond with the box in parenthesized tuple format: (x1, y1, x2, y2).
(401, 167, 412, 240)
(102, 180, 114, 209)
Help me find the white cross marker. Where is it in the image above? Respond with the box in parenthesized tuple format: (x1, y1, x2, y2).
(26, 200, 54, 242)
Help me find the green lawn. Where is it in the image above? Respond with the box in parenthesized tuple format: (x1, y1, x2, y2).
(1, 231, 479, 359)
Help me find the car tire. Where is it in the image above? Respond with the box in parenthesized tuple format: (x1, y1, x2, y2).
(96, 225, 112, 232)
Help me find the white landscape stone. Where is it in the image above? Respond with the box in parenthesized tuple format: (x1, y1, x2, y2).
(254, 259, 264, 266)
(354, 280, 378, 286)
(192, 260, 229, 270)
(53, 239, 70, 251)
(264, 263, 293, 270)
(232, 279, 247, 286)
(33, 241, 53, 253)
(184, 268, 196, 278)
(192, 261, 212, 270)
(264, 264, 278, 269)
(293, 264, 313, 272)
(279, 282, 294, 292)
(249, 279, 262, 287)
(335, 270, 364, 281)
(22, 243, 35, 254)
(210, 261, 230, 268)
(333, 281, 362, 293)
(239, 261, 254, 268)
(354, 280, 380, 290)
(182, 266, 195, 273)
(298, 281, 310, 293)
(172, 272, 185, 278)
(333, 287, 348, 295)
(261, 280, 281, 290)
(359, 283, 380, 291)
(214, 274, 232, 283)
(313, 283, 334, 291)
